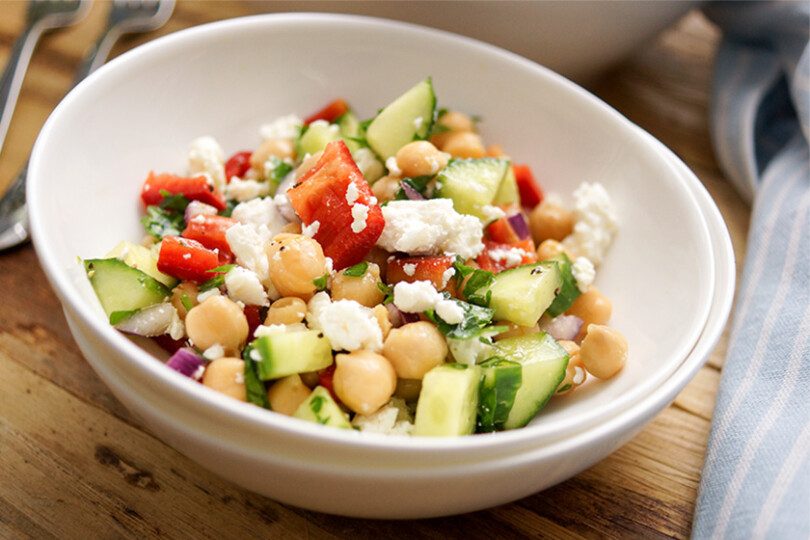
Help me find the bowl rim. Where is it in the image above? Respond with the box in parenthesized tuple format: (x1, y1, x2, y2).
(29, 12, 719, 455)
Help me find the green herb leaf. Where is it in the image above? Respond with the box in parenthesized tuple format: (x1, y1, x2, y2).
(313, 274, 329, 291)
(220, 198, 239, 218)
(310, 395, 326, 414)
(425, 296, 496, 339)
(343, 261, 368, 277)
(198, 264, 236, 292)
(242, 343, 271, 409)
(141, 205, 185, 239)
(266, 155, 293, 184)
(109, 310, 137, 325)
(377, 281, 394, 304)
(452, 257, 494, 306)
(158, 190, 191, 213)
(180, 292, 194, 312)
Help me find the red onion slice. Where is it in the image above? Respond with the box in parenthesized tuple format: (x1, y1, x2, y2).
(401, 182, 425, 201)
(385, 301, 420, 328)
(115, 303, 177, 337)
(538, 314, 583, 341)
(166, 347, 206, 380)
(507, 212, 531, 240)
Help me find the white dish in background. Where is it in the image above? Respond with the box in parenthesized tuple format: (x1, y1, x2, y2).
(28, 14, 724, 517)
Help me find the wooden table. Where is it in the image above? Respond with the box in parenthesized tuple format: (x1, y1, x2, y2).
(0, 3, 749, 538)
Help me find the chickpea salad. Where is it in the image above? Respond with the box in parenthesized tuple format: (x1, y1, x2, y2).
(83, 79, 627, 437)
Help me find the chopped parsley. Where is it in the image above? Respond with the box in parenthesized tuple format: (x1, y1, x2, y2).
(342, 261, 368, 277)
(425, 295, 497, 339)
(313, 274, 329, 291)
(198, 264, 236, 292)
(453, 257, 494, 306)
(141, 205, 185, 239)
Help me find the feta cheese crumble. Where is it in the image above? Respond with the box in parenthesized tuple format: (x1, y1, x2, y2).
(224, 266, 269, 306)
(203, 343, 225, 360)
(385, 156, 402, 177)
(562, 182, 618, 266)
(226, 177, 273, 202)
(188, 136, 226, 191)
(259, 114, 302, 140)
(351, 203, 369, 233)
(571, 256, 596, 292)
(393, 280, 464, 325)
(376, 199, 484, 259)
(352, 398, 414, 435)
(302, 220, 320, 238)
(315, 299, 383, 352)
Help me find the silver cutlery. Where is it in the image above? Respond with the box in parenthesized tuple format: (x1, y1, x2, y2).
(0, 0, 176, 251)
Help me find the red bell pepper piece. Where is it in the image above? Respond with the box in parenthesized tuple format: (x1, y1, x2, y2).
(318, 363, 341, 404)
(141, 171, 227, 211)
(225, 151, 253, 182)
(476, 238, 538, 274)
(386, 255, 456, 291)
(486, 217, 521, 244)
(287, 140, 385, 270)
(181, 214, 237, 264)
(513, 164, 544, 209)
(243, 304, 263, 336)
(304, 98, 349, 125)
(157, 236, 225, 283)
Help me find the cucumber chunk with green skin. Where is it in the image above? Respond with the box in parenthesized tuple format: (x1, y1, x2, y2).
(337, 110, 362, 153)
(492, 164, 519, 206)
(484, 262, 563, 327)
(296, 121, 343, 157)
(414, 363, 481, 437)
(477, 357, 522, 432)
(293, 386, 353, 429)
(246, 331, 333, 380)
(365, 78, 436, 160)
(105, 240, 178, 288)
(499, 332, 569, 430)
(84, 258, 170, 318)
(436, 158, 510, 219)
(542, 253, 582, 317)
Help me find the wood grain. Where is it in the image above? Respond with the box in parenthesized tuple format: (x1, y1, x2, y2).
(0, 4, 748, 538)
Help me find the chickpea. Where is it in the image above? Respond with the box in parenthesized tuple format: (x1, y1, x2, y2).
(331, 262, 385, 307)
(202, 357, 247, 401)
(430, 110, 475, 148)
(494, 321, 540, 341)
(441, 131, 485, 159)
(579, 325, 628, 379)
(383, 321, 447, 379)
(486, 143, 507, 158)
(394, 141, 450, 178)
(295, 150, 322, 180)
(372, 304, 392, 340)
(265, 296, 308, 326)
(529, 202, 575, 243)
(266, 234, 328, 300)
(371, 175, 401, 202)
(279, 222, 302, 235)
(536, 238, 566, 261)
(567, 285, 612, 340)
(267, 374, 312, 416)
(394, 378, 422, 403)
(555, 340, 587, 395)
(185, 296, 248, 355)
(250, 138, 296, 173)
(332, 350, 397, 415)
(299, 370, 320, 388)
(169, 281, 199, 320)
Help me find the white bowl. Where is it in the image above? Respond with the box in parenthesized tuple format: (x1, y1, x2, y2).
(28, 14, 723, 517)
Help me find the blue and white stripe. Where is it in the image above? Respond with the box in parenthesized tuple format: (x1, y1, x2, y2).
(693, 2, 809, 539)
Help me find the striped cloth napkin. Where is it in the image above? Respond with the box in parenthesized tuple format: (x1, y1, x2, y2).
(692, 1, 809, 538)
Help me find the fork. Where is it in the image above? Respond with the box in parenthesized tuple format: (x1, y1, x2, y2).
(0, 0, 91, 155)
(0, 0, 176, 251)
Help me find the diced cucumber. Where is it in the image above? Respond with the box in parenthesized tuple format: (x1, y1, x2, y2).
(105, 240, 178, 288)
(337, 110, 362, 153)
(296, 121, 342, 157)
(414, 363, 481, 437)
(492, 164, 519, 206)
(436, 158, 510, 219)
(543, 253, 582, 317)
(83, 258, 170, 318)
(247, 331, 333, 380)
(477, 357, 522, 432)
(293, 386, 353, 429)
(365, 78, 436, 160)
(485, 262, 563, 327)
(498, 332, 569, 430)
